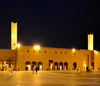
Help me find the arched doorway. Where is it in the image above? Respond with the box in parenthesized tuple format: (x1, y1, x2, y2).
(73, 62, 77, 70)
(64, 62, 68, 70)
(0, 62, 2, 71)
(83, 60, 86, 70)
(38, 62, 43, 70)
(32, 61, 37, 70)
(59, 62, 63, 70)
(25, 61, 31, 71)
(49, 60, 53, 70)
(54, 62, 58, 70)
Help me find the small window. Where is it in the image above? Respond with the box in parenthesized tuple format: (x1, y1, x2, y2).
(60, 52, 62, 54)
(33, 51, 35, 53)
(65, 52, 67, 54)
(45, 51, 47, 53)
(39, 51, 41, 53)
(27, 50, 29, 52)
(55, 52, 57, 54)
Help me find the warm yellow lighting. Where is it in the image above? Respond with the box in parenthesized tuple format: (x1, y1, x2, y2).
(39, 65, 42, 70)
(50, 63, 53, 70)
(11, 22, 17, 50)
(94, 50, 98, 54)
(83, 63, 86, 67)
(72, 48, 75, 52)
(88, 34, 94, 50)
(83, 60, 86, 70)
(17, 44, 21, 48)
(34, 45, 40, 50)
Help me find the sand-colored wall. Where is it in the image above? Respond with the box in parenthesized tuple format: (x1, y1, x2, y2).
(16, 45, 92, 71)
(1, 46, 100, 71)
(94, 51, 100, 70)
(0, 49, 16, 70)
(0, 49, 16, 61)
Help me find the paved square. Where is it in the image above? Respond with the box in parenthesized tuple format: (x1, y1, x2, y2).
(0, 70, 100, 86)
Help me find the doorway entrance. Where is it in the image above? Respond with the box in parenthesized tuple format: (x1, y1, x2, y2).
(25, 61, 31, 71)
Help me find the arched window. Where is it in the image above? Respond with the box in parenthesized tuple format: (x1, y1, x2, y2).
(54, 62, 58, 70)
(32, 61, 37, 65)
(25, 61, 31, 65)
(25, 61, 31, 71)
(32, 61, 37, 70)
(73, 62, 77, 70)
(64, 62, 68, 70)
(38, 62, 43, 70)
(38, 62, 42, 65)
(59, 62, 63, 70)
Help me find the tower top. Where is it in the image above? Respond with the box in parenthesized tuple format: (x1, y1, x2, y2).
(88, 34, 94, 50)
(88, 33, 94, 35)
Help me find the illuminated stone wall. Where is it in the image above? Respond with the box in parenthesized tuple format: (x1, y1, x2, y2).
(16, 45, 93, 71)
(0, 45, 100, 71)
(0, 49, 16, 71)
(11, 22, 17, 50)
(94, 51, 100, 70)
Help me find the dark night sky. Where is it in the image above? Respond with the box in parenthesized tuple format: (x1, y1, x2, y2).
(0, 0, 100, 50)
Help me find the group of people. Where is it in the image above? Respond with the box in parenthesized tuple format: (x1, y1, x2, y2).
(32, 66, 38, 74)
(8, 66, 39, 77)
(76, 66, 92, 72)
(86, 66, 92, 72)
(8, 66, 92, 77)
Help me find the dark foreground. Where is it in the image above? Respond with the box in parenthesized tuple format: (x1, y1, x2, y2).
(0, 70, 100, 86)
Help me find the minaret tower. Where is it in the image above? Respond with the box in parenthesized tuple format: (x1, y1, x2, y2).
(11, 22, 17, 50)
(88, 34, 94, 50)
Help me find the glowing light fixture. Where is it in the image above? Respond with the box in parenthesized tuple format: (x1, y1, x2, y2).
(34, 45, 40, 50)
(72, 48, 75, 52)
(94, 50, 98, 54)
(17, 43, 21, 48)
(83, 63, 86, 67)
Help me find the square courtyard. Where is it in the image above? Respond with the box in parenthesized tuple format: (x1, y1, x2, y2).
(0, 70, 100, 86)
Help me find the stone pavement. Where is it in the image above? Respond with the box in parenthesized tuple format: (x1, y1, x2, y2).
(0, 70, 100, 86)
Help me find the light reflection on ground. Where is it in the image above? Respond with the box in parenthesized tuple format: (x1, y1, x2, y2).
(0, 70, 100, 86)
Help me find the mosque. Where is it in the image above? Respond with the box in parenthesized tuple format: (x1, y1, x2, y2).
(0, 22, 100, 71)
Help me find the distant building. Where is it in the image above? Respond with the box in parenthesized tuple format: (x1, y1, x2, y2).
(0, 22, 100, 71)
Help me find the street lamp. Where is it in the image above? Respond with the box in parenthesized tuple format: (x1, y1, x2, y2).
(94, 50, 98, 54)
(72, 48, 75, 52)
(34, 45, 40, 50)
(17, 43, 21, 48)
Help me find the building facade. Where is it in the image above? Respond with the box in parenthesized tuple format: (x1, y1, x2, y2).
(0, 22, 100, 71)
(16, 45, 93, 71)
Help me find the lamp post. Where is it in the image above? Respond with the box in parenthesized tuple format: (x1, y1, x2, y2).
(94, 50, 98, 54)
(33, 45, 40, 50)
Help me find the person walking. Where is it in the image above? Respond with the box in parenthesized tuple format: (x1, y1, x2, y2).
(9, 66, 13, 77)
(35, 67, 38, 74)
(86, 66, 90, 72)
